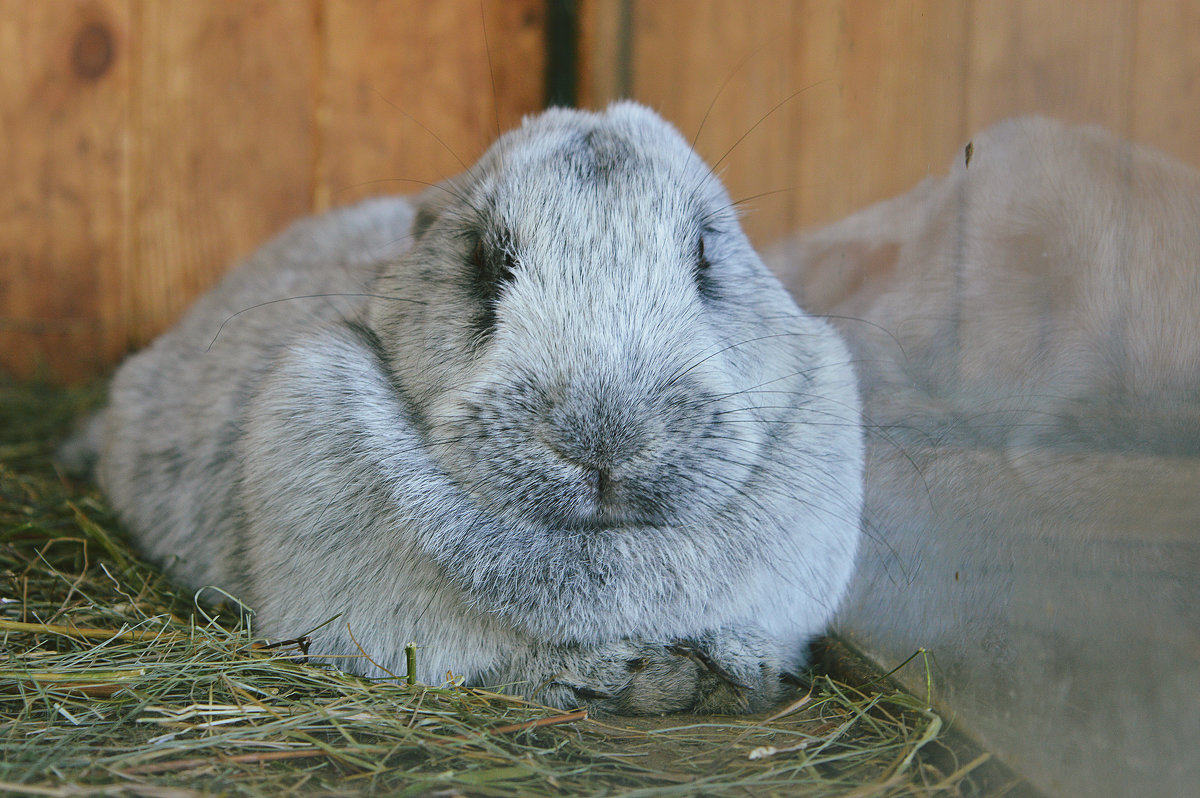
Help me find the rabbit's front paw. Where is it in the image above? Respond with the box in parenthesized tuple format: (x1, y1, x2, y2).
(535, 633, 790, 716)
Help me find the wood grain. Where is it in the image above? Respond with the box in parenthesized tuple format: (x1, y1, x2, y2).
(0, 0, 130, 379)
(585, 1, 970, 243)
(4, 0, 1200, 381)
(0, 0, 545, 381)
(964, 0, 1136, 136)
(131, 0, 317, 347)
(318, 0, 546, 210)
(577, 0, 1200, 245)
(786, 1, 968, 231)
(627, 0, 802, 244)
(1131, 0, 1200, 165)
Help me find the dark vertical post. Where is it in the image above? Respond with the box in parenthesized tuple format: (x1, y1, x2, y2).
(545, 0, 578, 107)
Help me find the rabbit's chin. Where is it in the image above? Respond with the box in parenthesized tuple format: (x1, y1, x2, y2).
(477, 473, 681, 533)
(544, 503, 667, 533)
(440, 431, 714, 534)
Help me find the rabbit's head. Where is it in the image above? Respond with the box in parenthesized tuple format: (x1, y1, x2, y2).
(368, 103, 862, 642)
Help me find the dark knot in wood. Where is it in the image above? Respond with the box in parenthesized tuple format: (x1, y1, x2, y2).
(72, 23, 114, 80)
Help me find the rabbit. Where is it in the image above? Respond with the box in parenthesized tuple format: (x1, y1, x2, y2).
(66, 102, 864, 715)
(769, 115, 1200, 457)
(764, 115, 1200, 796)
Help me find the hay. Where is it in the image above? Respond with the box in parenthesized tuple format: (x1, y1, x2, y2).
(1, 379, 995, 796)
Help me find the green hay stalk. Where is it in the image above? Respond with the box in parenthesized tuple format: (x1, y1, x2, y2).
(1, 378, 992, 796)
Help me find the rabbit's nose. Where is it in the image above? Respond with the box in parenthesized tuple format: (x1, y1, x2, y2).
(543, 389, 656, 473)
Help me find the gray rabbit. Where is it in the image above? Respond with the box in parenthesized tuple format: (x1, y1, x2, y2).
(67, 102, 863, 714)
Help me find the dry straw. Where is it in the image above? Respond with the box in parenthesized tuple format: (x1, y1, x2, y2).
(1, 380, 998, 796)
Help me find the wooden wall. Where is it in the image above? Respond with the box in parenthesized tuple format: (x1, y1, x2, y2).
(0, 0, 544, 381)
(3, 0, 1199, 382)
(578, 0, 1200, 245)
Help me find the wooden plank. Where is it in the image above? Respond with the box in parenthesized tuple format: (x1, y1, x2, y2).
(610, 0, 968, 243)
(1130, 0, 1200, 168)
(130, 0, 317, 348)
(626, 0, 802, 245)
(787, 0, 968, 231)
(965, 0, 1136, 137)
(0, 0, 130, 381)
(8, 0, 1200, 381)
(318, 0, 546, 211)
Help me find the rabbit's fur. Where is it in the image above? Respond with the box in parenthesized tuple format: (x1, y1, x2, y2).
(764, 116, 1200, 797)
(72, 103, 863, 714)
(772, 115, 1200, 456)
